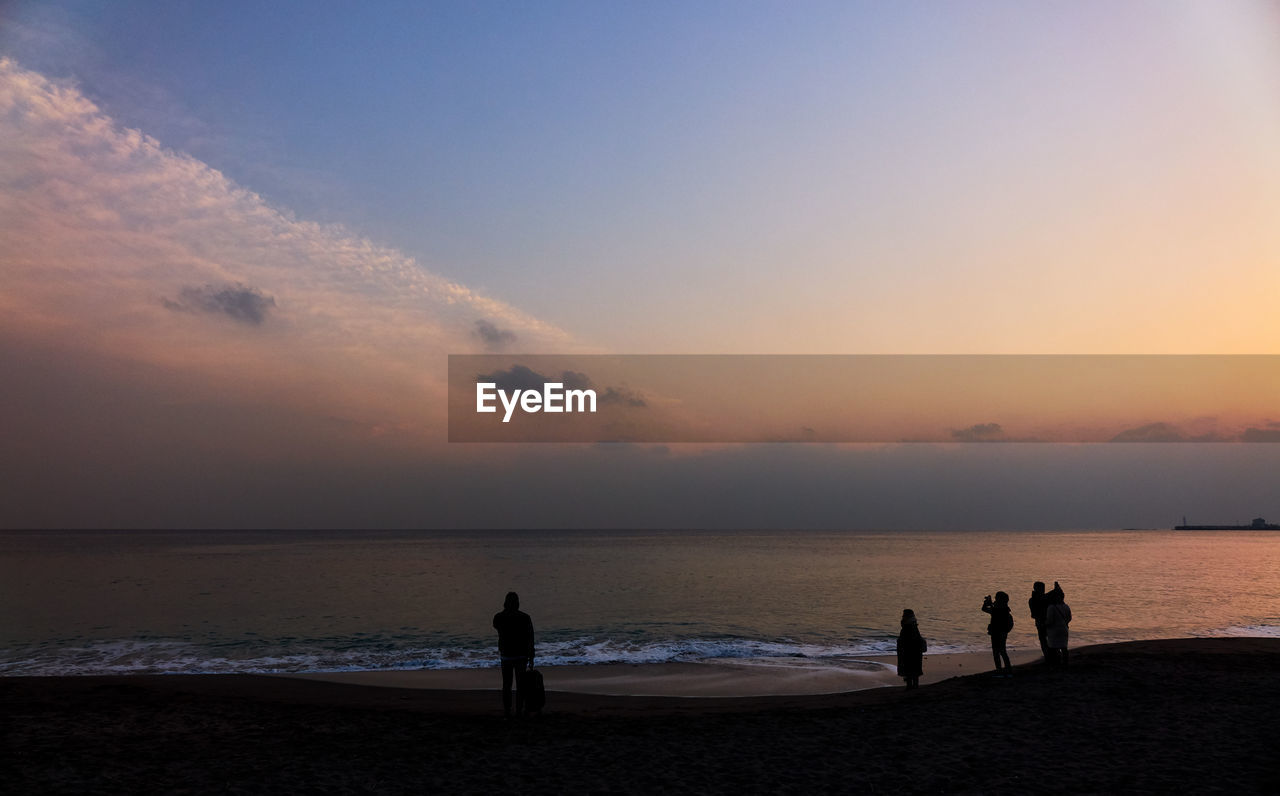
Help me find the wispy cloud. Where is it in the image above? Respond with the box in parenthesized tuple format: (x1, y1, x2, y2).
(0, 58, 576, 437)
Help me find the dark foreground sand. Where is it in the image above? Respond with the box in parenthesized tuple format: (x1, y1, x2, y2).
(4, 638, 1279, 794)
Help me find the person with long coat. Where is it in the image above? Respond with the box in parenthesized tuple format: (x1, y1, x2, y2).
(1043, 583, 1072, 667)
(896, 608, 927, 690)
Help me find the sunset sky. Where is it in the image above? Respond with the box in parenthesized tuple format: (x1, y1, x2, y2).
(2, 1, 1278, 529)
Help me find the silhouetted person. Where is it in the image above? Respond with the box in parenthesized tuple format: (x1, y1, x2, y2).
(982, 591, 1014, 677)
(1028, 581, 1051, 661)
(492, 591, 535, 717)
(896, 608, 927, 690)
(1043, 582, 1072, 667)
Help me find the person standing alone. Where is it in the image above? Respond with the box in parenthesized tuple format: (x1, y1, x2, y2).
(896, 608, 927, 690)
(493, 591, 535, 717)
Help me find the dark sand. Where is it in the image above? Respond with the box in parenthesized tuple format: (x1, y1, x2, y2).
(5, 638, 1279, 794)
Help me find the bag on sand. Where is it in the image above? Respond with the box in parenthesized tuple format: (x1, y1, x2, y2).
(522, 669, 546, 715)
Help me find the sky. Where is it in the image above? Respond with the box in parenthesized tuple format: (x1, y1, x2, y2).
(2, 1, 1279, 529)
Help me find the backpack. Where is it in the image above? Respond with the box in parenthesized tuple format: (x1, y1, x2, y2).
(522, 669, 546, 715)
(1002, 613, 1015, 633)
(988, 608, 1014, 635)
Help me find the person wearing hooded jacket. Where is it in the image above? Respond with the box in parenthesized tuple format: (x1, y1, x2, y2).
(1043, 582, 1072, 667)
(493, 591, 535, 717)
(896, 608, 927, 690)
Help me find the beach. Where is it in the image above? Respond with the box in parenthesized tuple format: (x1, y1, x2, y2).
(5, 637, 1278, 794)
(285, 649, 1041, 696)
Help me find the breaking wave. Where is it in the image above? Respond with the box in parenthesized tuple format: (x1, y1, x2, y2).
(0, 634, 968, 676)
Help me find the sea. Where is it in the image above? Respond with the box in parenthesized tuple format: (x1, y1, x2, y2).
(2, 529, 1278, 676)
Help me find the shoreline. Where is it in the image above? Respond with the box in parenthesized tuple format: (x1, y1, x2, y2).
(6, 637, 1280, 793)
(4, 637, 1277, 712)
(282, 648, 1044, 697)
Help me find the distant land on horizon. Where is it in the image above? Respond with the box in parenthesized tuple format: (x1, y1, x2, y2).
(7, 524, 1280, 533)
(1174, 517, 1280, 531)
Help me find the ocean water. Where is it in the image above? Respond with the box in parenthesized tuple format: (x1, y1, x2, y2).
(2, 529, 1278, 676)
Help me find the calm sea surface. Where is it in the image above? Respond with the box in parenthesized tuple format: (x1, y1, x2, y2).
(2, 530, 1278, 675)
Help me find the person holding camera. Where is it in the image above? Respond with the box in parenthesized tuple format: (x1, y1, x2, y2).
(981, 591, 1014, 677)
(1027, 581, 1051, 661)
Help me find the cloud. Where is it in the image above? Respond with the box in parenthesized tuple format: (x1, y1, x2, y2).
(1110, 423, 1185, 442)
(164, 283, 276, 325)
(477, 364, 554, 393)
(1108, 422, 1240, 443)
(475, 365, 646, 407)
(474, 319, 517, 350)
(1241, 427, 1280, 442)
(599, 386, 647, 408)
(560, 370, 592, 391)
(951, 422, 1005, 441)
(0, 58, 576, 436)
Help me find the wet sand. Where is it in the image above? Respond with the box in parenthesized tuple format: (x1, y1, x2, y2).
(285, 649, 1042, 696)
(4, 638, 1279, 793)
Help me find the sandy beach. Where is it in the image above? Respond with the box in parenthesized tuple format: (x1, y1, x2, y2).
(285, 649, 1042, 697)
(4, 637, 1279, 794)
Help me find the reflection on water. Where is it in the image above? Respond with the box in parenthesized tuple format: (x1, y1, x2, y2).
(1, 529, 1277, 674)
